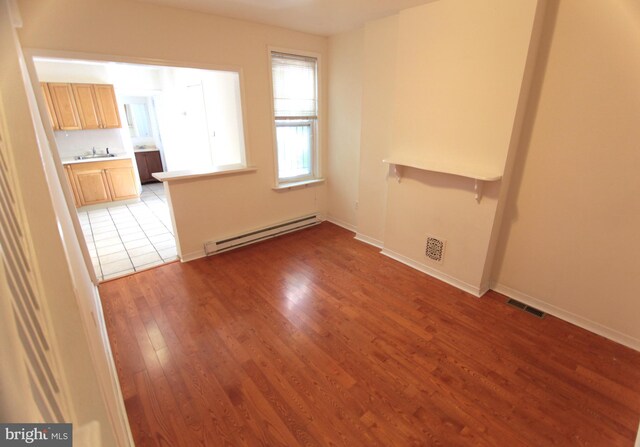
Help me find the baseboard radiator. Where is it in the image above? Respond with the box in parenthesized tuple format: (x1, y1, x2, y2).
(204, 214, 321, 255)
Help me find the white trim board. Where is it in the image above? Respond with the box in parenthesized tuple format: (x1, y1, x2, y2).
(491, 283, 640, 352)
(380, 248, 483, 298)
(354, 233, 384, 249)
(180, 249, 206, 263)
(88, 287, 135, 446)
(324, 216, 357, 233)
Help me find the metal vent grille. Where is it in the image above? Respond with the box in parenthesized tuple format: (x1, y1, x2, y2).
(425, 237, 445, 263)
(506, 298, 545, 319)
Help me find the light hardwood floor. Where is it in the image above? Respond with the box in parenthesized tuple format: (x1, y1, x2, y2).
(99, 222, 640, 446)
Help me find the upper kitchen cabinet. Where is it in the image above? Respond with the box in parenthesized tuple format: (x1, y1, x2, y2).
(93, 84, 122, 128)
(41, 83, 60, 130)
(72, 83, 101, 129)
(47, 83, 82, 130)
(42, 83, 122, 131)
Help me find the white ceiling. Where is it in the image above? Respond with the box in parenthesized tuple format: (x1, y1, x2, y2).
(136, 0, 436, 36)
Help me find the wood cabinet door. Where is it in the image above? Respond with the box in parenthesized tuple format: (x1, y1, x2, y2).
(41, 83, 59, 130)
(134, 152, 151, 183)
(48, 83, 82, 130)
(105, 167, 138, 200)
(64, 165, 81, 207)
(74, 169, 112, 205)
(146, 151, 164, 176)
(72, 84, 101, 129)
(94, 84, 122, 128)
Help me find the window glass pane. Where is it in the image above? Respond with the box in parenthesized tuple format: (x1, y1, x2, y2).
(271, 52, 318, 183)
(276, 122, 312, 180)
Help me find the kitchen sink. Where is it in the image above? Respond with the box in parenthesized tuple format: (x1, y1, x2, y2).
(74, 153, 116, 160)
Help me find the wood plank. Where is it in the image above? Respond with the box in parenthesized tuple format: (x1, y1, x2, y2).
(99, 222, 640, 446)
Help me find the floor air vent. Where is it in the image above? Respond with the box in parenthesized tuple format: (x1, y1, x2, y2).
(506, 298, 545, 318)
(204, 215, 320, 255)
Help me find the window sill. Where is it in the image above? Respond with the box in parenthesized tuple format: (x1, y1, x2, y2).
(153, 165, 256, 183)
(272, 178, 325, 191)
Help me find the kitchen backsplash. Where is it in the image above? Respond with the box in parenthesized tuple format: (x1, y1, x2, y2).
(54, 128, 127, 159)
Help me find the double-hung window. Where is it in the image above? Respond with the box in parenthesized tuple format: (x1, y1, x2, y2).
(270, 51, 318, 183)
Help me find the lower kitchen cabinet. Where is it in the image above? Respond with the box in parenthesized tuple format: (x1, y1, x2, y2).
(75, 169, 111, 205)
(104, 166, 138, 200)
(135, 150, 164, 183)
(65, 159, 139, 207)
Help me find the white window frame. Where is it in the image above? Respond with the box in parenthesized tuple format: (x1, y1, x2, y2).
(268, 47, 322, 187)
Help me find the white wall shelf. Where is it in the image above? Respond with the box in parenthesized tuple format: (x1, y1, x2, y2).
(382, 157, 502, 202)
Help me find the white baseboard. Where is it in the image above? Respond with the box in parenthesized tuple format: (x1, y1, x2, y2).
(180, 249, 206, 262)
(380, 248, 483, 297)
(491, 283, 640, 352)
(324, 216, 357, 232)
(354, 233, 384, 249)
(478, 285, 491, 297)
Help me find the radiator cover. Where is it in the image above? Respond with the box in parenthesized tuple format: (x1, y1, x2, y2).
(204, 215, 320, 255)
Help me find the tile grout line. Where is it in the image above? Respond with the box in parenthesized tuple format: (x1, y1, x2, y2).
(138, 185, 177, 264)
(141, 187, 174, 236)
(107, 207, 136, 277)
(125, 200, 165, 270)
(84, 186, 177, 280)
(138, 185, 177, 260)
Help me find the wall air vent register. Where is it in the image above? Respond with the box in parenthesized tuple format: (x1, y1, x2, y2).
(425, 236, 445, 263)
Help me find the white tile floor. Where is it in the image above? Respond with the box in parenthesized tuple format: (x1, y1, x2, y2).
(78, 183, 178, 281)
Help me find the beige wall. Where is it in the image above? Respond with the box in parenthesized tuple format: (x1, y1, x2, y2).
(17, 0, 329, 258)
(327, 1, 541, 295)
(326, 28, 363, 229)
(380, 0, 540, 295)
(391, 0, 539, 171)
(383, 175, 502, 294)
(355, 16, 397, 246)
(493, 0, 640, 347)
(165, 172, 325, 258)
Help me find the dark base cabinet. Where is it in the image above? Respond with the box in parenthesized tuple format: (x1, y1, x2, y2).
(135, 150, 164, 184)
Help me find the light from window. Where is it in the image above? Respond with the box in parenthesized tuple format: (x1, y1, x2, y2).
(271, 52, 318, 183)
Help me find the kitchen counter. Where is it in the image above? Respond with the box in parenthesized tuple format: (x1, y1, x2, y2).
(61, 155, 132, 165)
(134, 147, 160, 153)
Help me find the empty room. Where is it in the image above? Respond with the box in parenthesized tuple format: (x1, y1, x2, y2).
(1, 0, 639, 446)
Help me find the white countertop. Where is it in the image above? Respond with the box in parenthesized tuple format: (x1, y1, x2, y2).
(134, 148, 160, 153)
(61, 154, 132, 165)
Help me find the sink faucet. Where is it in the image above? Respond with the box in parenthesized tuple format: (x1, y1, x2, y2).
(92, 147, 96, 155)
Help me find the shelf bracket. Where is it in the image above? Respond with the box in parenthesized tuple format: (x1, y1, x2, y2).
(392, 164, 403, 183)
(474, 179, 484, 203)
